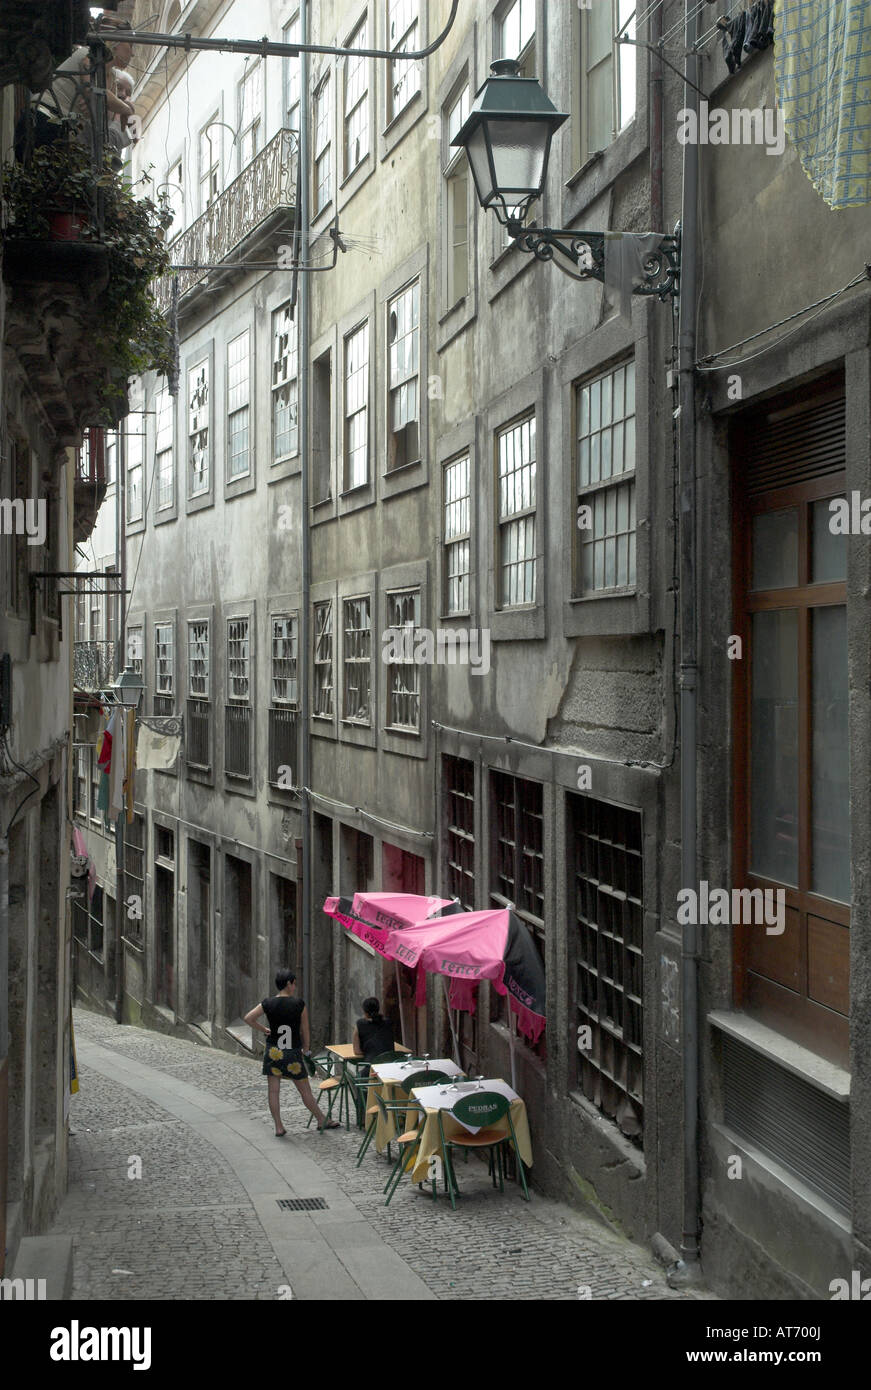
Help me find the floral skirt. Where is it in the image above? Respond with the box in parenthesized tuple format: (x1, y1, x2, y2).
(262, 1045, 306, 1080)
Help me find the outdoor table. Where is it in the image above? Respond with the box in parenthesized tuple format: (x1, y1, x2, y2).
(369, 1058, 464, 1153)
(325, 1042, 411, 1128)
(408, 1078, 533, 1187)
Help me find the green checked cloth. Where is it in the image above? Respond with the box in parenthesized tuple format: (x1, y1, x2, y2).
(776, 0, 871, 208)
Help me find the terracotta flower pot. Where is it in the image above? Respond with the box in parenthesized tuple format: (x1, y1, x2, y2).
(49, 210, 88, 242)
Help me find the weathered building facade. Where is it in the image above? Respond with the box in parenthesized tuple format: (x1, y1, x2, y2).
(99, 0, 870, 1300)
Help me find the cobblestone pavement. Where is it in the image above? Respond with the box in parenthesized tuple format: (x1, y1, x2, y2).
(56, 1008, 715, 1302)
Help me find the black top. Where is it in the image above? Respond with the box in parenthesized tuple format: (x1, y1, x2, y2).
(262, 995, 305, 1049)
(356, 1016, 395, 1061)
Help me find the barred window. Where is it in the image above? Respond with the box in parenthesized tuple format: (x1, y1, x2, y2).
(497, 414, 537, 608)
(127, 625, 143, 675)
(188, 621, 209, 699)
(272, 303, 298, 462)
(444, 453, 471, 614)
(227, 332, 251, 480)
(490, 771, 545, 1051)
(343, 597, 371, 724)
(73, 746, 88, 817)
(388, 0, 420, 122)
(387, 281, 420, 470)
(385, 589, 421, 731)
(272, 615, 298, 705)
(227, 618, 250, 703)
(571, 792, 643, 1143)
(125, 812, 145, 943)
(445, 755, 475, 910)
(344, 19, 370, 175)
(344, 321, 369, 490)
(313, 601, 333, 718)
(314, 73, 332, 214)
(126, 407, 146, 523)
(189, 360, 209, 496)
(576, 359, 636, 593)
(155, 387, 174, 511)
(154, 623, 174, 714)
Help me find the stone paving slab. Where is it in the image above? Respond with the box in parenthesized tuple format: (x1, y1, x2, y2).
(56, 1008, 714, 1302)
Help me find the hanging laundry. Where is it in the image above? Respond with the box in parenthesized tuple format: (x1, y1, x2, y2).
(96, 708, 116, 774)
(719, 11, 747, 72)
(776, 0, 871, 208)
(71, 825, 96, 904)
(136, 714, 183, 773)
(743, 0, 775, 52)
(604, 231, 668, 324)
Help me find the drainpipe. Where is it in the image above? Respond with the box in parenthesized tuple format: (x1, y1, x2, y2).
(114, 426, 127, 1024)
(299, 0, 313, 1011)
(678, 0, 701, 1271)
(649, 0, 664, 230)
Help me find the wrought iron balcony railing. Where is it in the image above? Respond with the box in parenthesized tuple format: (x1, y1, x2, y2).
(155, 128, 298, 314)
(74, 640, 117, 690)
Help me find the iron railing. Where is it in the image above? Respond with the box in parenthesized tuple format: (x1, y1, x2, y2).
(155, 128, 298, 314)
(74, 640, 116, 689)
(268, 705, 299, 789)
(187, 699, 211, 770)
(225, 703, 252, 779)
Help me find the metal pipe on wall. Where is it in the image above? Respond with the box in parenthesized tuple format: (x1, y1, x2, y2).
(299, 0, 313, 1013)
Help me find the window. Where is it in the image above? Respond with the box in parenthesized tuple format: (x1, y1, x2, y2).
(165, 158, 184, 241)
(571, 793, 643, 1141)
(313, 601, 333, 718)
(154, 829, 175, 1009)
(312, 348, 332, 503)
(226, 617, 252, 779)
(497, 414, 537, 608)
(344, 18, 370, 175)
(445, 755, 475, 910)
(582, 0, 636, 164)
(187, 620, 211, 771)
(227, 331, 251, 480)
(499, 0, 536, 75)
(272, 303, 298, 462)
(443, 453, 471, 614)
(238, 60, 263, 169)
(125, 812, 145, 944)
(270, 615, 299, 789)
(188, 360, 209, 496)
(387, 280, 420, 470)
(385, 589, 421, 731)
(490, 771, 545, 1048)
(199, 115, 220, 212)
(127, 624, 143, 676)
(89, 746, 101, 822)
(155, 387, 173, 511)
(344, 321, 369, 490)
(343, 596, 371, 724)
(576, 360, 636, 593)
(154, 622, 174, 714)
(283, 14, 301, 131)
(125, 407, 145, 524)
(314, 74, 332, 214)
(74, 883, 104, 958)
(73, 746, 87, 818)
(444, 83, 471, 306)
(387, 0, 421, 122)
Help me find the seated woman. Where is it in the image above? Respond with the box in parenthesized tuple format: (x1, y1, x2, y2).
(352, 997, 395, 1075)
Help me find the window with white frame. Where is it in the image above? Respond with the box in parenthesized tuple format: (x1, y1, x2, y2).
(272, 303, 298, 462)
(313, 601, 333, 718)
(387, 0, 421, 122)
(387, 280, 420, 471)
(313, 73, 332, 214)
(154, 622, 174, 714)
(89, 750, 101, 822)
(444, 81, 471, 306)
(576, 359, 636, 592)
(499, 0, 536, 74)
(583, 0, 636, 163)
(165, 158, 184, 241)
(188, 360, 209, 495)
(343, 596, 371, 724)
(238, 59, 263, 169)
(344, 18, 370, 175)
(227, 618, 250, 702)
(199, 115, 220, 211)
(73, 746, 87, 818)
(187, 619, 211, 769)
(227, 332, 251, 479)
(344, 321, 369, 490)
(155, 387, 174, 511)
(444, 453, 471, 615)
(188, 621, 210, 699)
(126, 406, 145, 523)
(497, 413, 537, 608)
(127, 624, 143, 675)
(385, 588, 421, 731)
(284, 13, 301, 131)
(271, 615, 298, 705)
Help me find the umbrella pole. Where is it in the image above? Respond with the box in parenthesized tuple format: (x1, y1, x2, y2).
(509, 1006, 517, 1090)
(442, 976, 461, 1067)
(394, 961, 408, 1048)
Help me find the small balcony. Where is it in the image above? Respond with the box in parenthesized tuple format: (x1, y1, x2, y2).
(74, 640, 117, 692)
(73, 427, 108, 543)
(155, 129, 298, 317)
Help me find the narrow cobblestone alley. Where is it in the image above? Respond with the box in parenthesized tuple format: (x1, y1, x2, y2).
(51, 1009, 714, 1302)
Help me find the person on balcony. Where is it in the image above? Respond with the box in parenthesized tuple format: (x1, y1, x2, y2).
(107, 70, 137, 168)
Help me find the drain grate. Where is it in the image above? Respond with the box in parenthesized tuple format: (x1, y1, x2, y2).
(276, 1197, 328, 1211)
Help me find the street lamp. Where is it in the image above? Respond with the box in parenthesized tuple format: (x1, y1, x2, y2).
(452, 59, 680, 299)
(114, 666, 144, 709)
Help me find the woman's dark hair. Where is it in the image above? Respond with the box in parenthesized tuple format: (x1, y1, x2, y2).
(275, 969, 296, 991)
(362, 996, 382, 1021)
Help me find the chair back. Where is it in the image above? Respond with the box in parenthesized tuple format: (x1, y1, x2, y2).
(451, 1090, 510, 1128)
(400, 1070, 450, 1094)
(369, 1050, 406, 1065)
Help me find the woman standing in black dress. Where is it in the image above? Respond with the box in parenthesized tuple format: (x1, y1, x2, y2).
(244, 970, 339, 1135)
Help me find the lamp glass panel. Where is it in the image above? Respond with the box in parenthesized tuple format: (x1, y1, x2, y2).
(486, 119, 547, 194)
(466, 124, 497, 205)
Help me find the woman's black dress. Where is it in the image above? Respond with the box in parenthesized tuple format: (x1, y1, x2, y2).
(261, 995, 306, 1079)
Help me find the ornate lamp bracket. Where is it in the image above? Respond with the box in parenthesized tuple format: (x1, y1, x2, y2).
(507, 223, 682, 301)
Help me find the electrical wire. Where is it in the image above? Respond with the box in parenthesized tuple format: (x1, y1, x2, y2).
(696, 269, 870, 371)
(1, 730, 42, 837)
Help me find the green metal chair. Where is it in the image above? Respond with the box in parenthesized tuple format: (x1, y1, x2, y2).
(356, 1067, 449, 1167)
(350, 1050, 410, 1131)
(436, 1090, 530, 1209)
(306, 1050, 343, 1129)
(370, 1087, 444, 1206)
